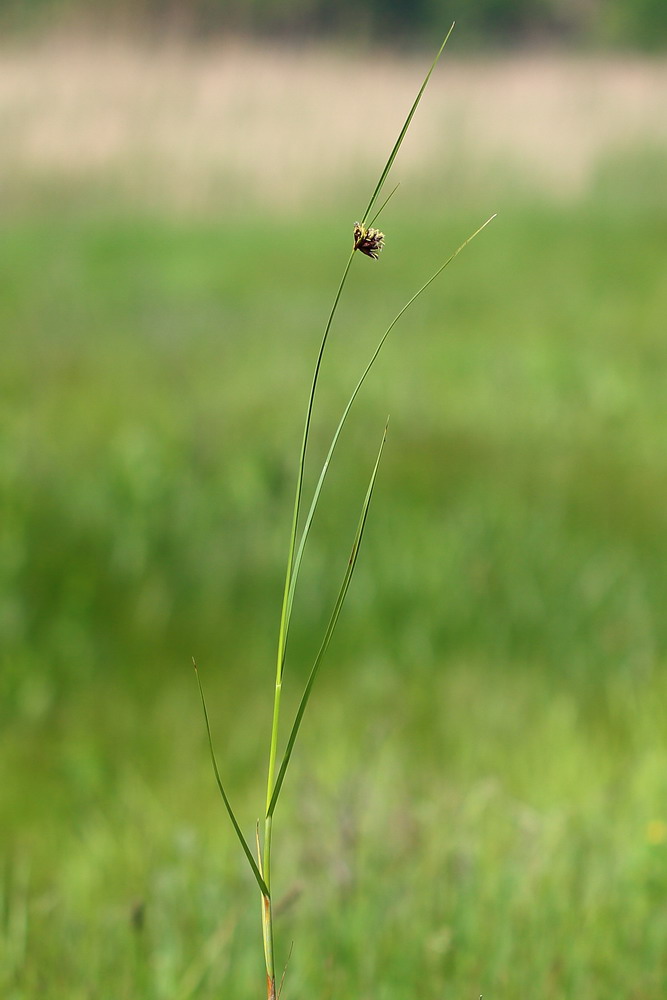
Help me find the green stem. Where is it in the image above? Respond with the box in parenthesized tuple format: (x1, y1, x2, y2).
(259, 32, 465, 988)
(265, 249, 355, 816)
(264, 15, 456, 846)
(267, 422, 389, 819)
(261, 248, 356, 996)
(274, 249, 355, 690)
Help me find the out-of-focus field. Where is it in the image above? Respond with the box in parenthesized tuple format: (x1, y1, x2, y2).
(3, 41, 667, 209)
(2, 40, 667, 1000)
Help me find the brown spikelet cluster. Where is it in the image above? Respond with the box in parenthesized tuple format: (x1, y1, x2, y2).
(353, 222, 385, 260)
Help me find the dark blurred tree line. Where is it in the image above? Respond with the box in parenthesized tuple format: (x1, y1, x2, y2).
(2, 0, 666, 49)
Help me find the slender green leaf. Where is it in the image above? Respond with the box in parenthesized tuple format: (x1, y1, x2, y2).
(194, 660, 270, 897)
(361, 22, 455, 227)
(273, 26, 454, 690)
(267, 422, 389, 818)
(266, 249, 356, 837)
(280, 214, 497, 658)
(274, 251, 355, 688)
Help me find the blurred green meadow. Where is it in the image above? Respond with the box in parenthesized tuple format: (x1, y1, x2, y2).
(2, 39, 667, 1000)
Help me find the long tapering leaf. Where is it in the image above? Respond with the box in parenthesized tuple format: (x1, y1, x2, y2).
(194, 660, 270, 897)
(279, 214, 497, 661)
(274, 26, 453, 687)
(361, 22, 455, 226)
(267, 422, 389, 818)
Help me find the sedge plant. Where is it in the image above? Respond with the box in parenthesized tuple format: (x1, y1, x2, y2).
(195, 25, 495, 999)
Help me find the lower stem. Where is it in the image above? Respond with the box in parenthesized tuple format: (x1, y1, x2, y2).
(263, 667, 280, 996)
(262, 890, 276, 999)
(261, 816, 276, 999)
(261, 251, 355, 999)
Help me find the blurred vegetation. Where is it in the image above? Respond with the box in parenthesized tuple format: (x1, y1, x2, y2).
(2, 140, 667, 995)
(2, 0, 667, 48)
(1, 17, 666, 996)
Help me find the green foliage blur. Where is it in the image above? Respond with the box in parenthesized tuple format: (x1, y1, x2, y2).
(2, 27, 667, 997)
(3, 147, 667, 996)
(3, 0, 667, 47)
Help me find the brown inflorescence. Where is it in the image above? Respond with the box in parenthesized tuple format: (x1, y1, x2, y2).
(353, 221, 385, 259)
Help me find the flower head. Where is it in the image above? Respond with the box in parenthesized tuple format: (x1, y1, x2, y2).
(353, 222, 385, 260)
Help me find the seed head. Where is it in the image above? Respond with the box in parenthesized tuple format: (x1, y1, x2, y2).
(353, 222, 385, 260)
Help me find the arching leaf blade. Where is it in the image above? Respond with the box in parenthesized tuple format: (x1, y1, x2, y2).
(194, 660, 270, 897)
(267, 421, 389, 818)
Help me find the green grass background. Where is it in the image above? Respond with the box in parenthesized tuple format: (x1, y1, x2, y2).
(2, 139, 667, 998)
